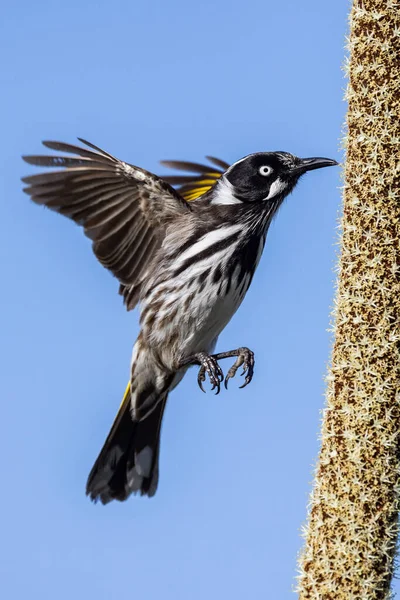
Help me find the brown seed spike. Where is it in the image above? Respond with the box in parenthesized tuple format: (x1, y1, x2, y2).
(297, 2, 400, 599)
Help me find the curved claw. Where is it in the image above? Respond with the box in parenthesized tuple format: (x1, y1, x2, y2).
(224, 371, 234, 390)
(197, 367, 206, 393)
(197, 355, 224, 394)
(211, 381, 221, 395)
(225, 348, 255, 390)
(210, 366, 223, 395)
(215, 365, 224, 387)
(224, 362, 242, 390)
(239, 358, 254, 389)
(239, 374, 252, 389)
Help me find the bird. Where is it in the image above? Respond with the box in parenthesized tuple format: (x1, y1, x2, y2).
(22, 139, 338, 504)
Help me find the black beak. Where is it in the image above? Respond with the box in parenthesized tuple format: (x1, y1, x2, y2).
(295, 157, 339, 174)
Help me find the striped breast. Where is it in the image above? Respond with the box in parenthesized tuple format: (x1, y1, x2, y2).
(139, 222, 265, 369)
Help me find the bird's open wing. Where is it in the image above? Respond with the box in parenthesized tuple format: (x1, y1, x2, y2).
(160, 156, 229, 201)
(22, 139, 190, 309)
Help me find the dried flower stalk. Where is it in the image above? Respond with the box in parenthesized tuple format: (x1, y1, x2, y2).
(297, 1, 400, 598)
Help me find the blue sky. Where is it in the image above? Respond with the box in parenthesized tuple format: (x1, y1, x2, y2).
(3, 1, 389, 598)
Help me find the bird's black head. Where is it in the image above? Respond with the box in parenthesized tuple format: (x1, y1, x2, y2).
(218, 152, 338, 205)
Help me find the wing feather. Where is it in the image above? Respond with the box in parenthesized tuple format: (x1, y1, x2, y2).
(160, 156, 229, 201)
(205, 156, 230, 170)
(22, 139, 190, 309)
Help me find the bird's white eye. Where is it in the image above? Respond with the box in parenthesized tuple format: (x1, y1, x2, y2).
(259, 165, 273, 177)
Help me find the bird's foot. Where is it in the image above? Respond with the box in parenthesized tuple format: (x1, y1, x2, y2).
(212, 347, 255, 389)
(196, 352, 224, 394)
(179, 352, 224, 394)
(179, 346, 254, 393)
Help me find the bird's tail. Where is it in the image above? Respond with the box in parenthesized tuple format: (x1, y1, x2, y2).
(86, 382, 167, 504)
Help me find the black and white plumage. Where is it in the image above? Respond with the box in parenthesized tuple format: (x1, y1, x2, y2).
(22, 140, 337, 503)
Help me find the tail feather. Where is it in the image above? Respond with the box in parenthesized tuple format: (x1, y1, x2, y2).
(86, 383, 167, 504)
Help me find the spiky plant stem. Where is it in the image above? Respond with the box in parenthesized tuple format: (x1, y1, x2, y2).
(297, 1, 400, 598)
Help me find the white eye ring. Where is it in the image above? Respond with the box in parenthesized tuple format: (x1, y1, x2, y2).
(259, 165, 273, 177)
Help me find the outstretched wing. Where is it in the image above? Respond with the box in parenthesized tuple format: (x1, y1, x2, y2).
(160, 156, 229, 201)
(22, 139, 190, 309)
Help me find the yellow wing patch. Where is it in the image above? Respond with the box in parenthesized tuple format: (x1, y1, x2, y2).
(160, 156, 230, 202)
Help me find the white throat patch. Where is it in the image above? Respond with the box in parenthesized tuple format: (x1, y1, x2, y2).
(211, 176, 242, 206)
(264, 178, 287, 201)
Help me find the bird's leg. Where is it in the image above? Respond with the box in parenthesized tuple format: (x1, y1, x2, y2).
(179, 352, 224, 394)
(212, 347, 255, 390)
(179, 347, 255, 393)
